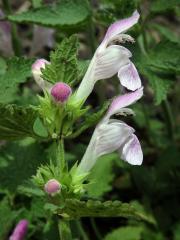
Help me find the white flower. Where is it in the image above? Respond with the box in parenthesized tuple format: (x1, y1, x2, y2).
(75, 10, 141, 102)
(77, 88, 143, 174)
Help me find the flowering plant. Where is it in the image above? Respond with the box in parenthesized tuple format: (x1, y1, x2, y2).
(28, 10, 144, 237)
(1, 1, 178, 239)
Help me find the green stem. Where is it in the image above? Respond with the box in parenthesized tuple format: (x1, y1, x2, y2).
(161, 99, 175, 141)
(2, 0, 21, 56)
(58, 218, 72, 240)
(76, 220, 89, 240)
(57, 138, 67, 173)
(90, 218, 102, 240)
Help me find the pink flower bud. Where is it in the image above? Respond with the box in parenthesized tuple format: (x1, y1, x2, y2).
(51, 82, 72, 103)
(32, 58, 49, 73)
(44, 179, 61, 194)
(9, 219, 28, 240)
(32, 59, 50, 89)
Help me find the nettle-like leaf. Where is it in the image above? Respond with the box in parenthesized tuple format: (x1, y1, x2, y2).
(8, 0, 91, 31)
(104, 226, 143, 240)
(0, 140, 47, 192)
(0, 104, 38, 140)
(58, 199, 152, 222)
(42, 35, 78, 85)
(142, 69, 172, 105)
(145, 41, 180, 74)
(0, 57, 33, 103)
(86, 153, 117, 198)
(137, 40, 180, 104)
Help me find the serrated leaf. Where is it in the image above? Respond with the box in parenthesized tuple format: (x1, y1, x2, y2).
(42, 35, 78, 85)
(137, 40, 179, 104)
(59, 199, 152, 222)
(145, 41, 180, 74)
(8, 0, 91, 31)
(77, 60, 90, 82)
(0, 57, 33, 103)
(86, 153, 117, 198)
(143, 70, 172, 105)
(104, 226, 143, 240)
(0, 104, 38, 140)
(0, 140, 47, 192)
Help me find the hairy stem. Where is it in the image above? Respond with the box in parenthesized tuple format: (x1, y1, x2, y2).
(56, 137, 67, 173)
(58, 218, 72, 240)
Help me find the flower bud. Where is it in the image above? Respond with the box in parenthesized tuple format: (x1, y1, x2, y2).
(44, 179, 61, 195)
(9, 219, 28, 240)
(51, 82, 72, 103)
(32, 59, 50, 89)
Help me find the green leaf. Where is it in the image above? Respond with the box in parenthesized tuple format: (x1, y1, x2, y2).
(145, 41, 180, 74)
(0, 198, 19, 239)
(104, 226, 143, 240)
(42, 35, 78, 85)
(137, 40, 179, 104)
(59, 199, 152, 222)
(0, 104, 38, 140)
(33, 117, 49, 138)
(77, 60, 90, 82)
(151, 0, 180, 13)
(8, 0, 91, 31)
(0, 57, 33, 103)
(142, 70, 172, 105)
(32, 0, 43, 8)
(86, 153, 117, 198)
(0, 140, 47, 192)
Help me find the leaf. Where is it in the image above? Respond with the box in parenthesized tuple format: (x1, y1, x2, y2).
(142, 70, 172, 105)
(77, 60, 90, 82)
(42, 35, 78, 85)
(137, 40, 179, 104)
(150, 0, 180, 13)
(0, 104, 38, 140)
(0, 57, 33, 103)
(8, 0, 91, 31)
(33, 117, 49, 138)
(59, 199, 152, 222)
(0, 198, 19, 239)
(144, 41, 180, 74)
(0, 140, 47, 192)
(86, 153, 117, 198)
(104, 226, 143, 240)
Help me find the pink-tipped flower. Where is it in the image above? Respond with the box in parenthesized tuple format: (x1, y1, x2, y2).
(51, 82, 72, 103)
(77, 88, 143, 174)
(9, 219, 28, 240)
(75, 10, 141, 101)
(32, 58, 51, 90)
(44, 179, 61, 195)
